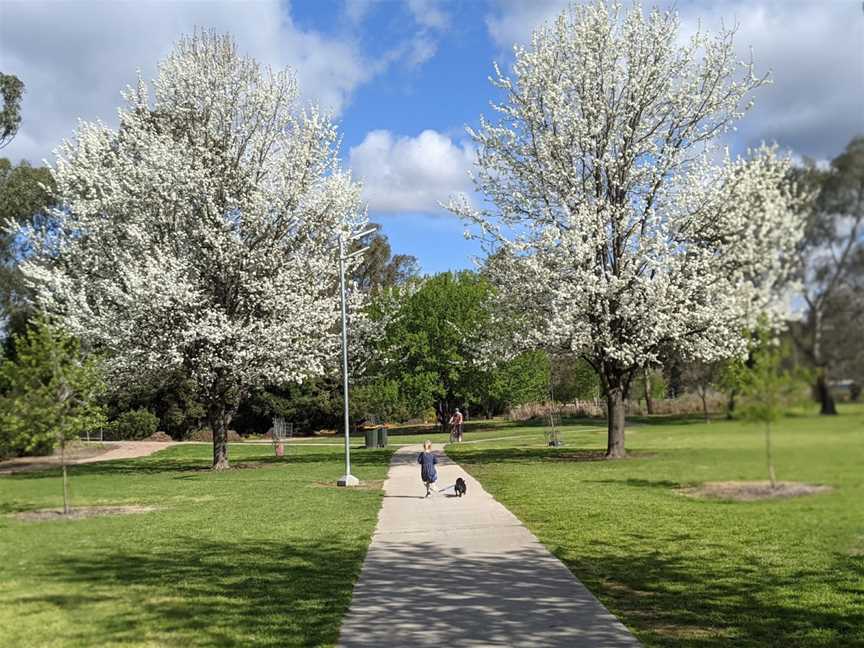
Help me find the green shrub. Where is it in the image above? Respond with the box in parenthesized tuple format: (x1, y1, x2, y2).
(0, 317, 106, 458)
(112, 408, 159, 440)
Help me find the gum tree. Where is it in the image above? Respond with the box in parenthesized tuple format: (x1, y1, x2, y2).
(451, 1, 805, 457)
(19, 32, 364, 469)
(0, 73, 24, 149)
(791, 137, 864, 415)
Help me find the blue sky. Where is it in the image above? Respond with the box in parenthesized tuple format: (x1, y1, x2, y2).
(1, 0, 862, 274)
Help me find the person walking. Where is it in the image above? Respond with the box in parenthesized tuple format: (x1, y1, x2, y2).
(418, 440, 439, 497)
(449, 408, 464, 442)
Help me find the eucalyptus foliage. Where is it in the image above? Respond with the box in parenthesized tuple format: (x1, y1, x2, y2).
(0, 73, 24, 149)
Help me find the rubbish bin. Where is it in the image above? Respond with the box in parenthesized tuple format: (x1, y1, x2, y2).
(377, 427, 388, 448)
(364, 427, 376, 449)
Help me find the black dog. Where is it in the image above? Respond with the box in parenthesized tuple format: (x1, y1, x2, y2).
(454, 477, 467, 497)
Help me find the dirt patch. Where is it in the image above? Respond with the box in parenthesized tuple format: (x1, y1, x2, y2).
(679, 481, 833, 502)
(145, 431, 173, 442)
(313, 479, 385, 491)
(846, 535, 864, 557)
(11, 505, 157, 522)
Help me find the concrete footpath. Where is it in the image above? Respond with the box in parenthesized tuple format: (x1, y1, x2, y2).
(337, 444, 640, 647)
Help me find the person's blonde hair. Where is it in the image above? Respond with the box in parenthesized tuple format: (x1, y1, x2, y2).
(423, 440, 432, 451)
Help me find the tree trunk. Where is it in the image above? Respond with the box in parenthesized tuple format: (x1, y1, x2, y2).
(726, 389, 736, 420)
(815, 369, 837, 415)
(667, 362, 682, 398)
(209, 404, 231, 470)
(765, 422, 776, 489)
(643, 367, 654, 415)
(700, 389, 709, 423)
(811, 309, 837, 415)
(605, 384, 626, 458)
(60, 437, 70, 514)
(436, 401, 453, 436)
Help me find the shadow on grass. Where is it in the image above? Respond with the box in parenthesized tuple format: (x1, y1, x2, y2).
(2, 448, 394, 481)
(449, 447, 658, 466)
(14, 537, 366, 648)
(554, 546, 864, 647)
(624, 413, 719, 427)
(15, 533, 862, 648)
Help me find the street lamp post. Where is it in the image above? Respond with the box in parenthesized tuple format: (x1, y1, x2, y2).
(336, 225, 376, 487)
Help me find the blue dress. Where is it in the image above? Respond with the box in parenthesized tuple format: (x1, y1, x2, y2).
(417, 451, 438, 483)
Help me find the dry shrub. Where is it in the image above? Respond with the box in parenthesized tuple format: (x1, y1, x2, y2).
(508, 400, 604, 421)
(626, 392, 727, 416)
(508, 392, 727, 421)
(188, 428, 244, 442)
(145, 431, 174, 442)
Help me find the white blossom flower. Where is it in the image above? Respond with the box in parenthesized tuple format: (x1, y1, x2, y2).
(18, 32, 366, 468)
(449, 1, 806, 457)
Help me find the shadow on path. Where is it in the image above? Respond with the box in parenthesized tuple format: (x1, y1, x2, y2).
(340, 541, 638, 647)
(338, 444, 640, 647)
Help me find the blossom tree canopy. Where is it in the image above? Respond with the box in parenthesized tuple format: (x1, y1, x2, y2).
(18, 32, 365, 469)
(450, 1, 807, 457)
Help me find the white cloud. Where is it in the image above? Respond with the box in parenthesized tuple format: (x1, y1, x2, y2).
(485, 0, 568, 50)
(676, 1, 864, 160)
(406, 35, 439, 66)
(0, 0, 374, 164)
(407, 0, 451, 31)
(399, 0, 451, 68)
(342, 0, 449, 69)
(349, 129, 475, 213)
(344, 0, 376, 25)
(483, 0, 864, 160)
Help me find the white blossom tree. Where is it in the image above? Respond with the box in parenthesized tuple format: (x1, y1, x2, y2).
(18, 32, 365, 469)
(450, 1, 806, 457)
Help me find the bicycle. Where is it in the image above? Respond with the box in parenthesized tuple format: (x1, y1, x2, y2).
(448, 424, 463, 444)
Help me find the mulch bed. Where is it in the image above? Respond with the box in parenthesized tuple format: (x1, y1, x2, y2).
(11, 505, 158, 522)
(679, 481, 833, 502)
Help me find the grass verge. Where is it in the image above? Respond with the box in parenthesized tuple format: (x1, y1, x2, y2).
(0, 443, 393, 648)
(447, 405, 864, 648)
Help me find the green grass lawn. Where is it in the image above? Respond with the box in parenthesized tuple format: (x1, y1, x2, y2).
(447, 405, 864, 648)
(0, 443, 393, 648)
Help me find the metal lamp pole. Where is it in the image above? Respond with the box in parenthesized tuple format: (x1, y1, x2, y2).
(336, 225, 376, 487)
